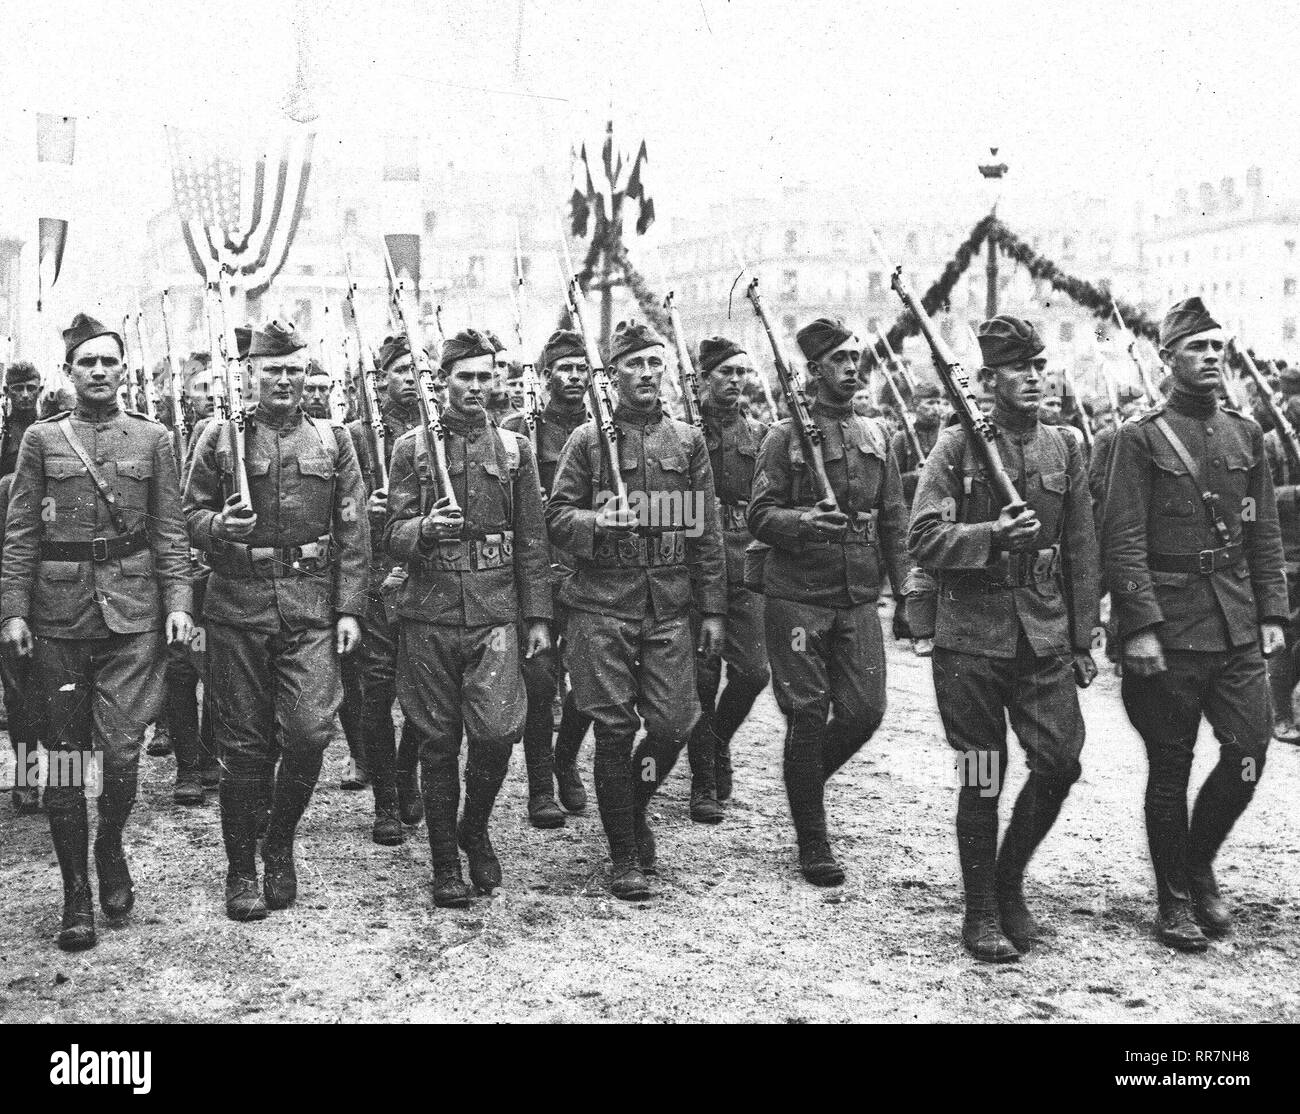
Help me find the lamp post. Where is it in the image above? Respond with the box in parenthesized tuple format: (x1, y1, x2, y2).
(978, 148, 1008, 317)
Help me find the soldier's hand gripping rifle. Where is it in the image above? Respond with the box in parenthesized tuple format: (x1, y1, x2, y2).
(210, 270, 252, 505)
(663, 291, 703, 428)
(1233, 339, 1300, 472)
(558, 235, 633, 525)
(159, 289, 189, 476)
(867, 325, 924, 465)
(343, 255, 389, 491)
(382, 239, 458, 515)
(745, 277, 838, 509)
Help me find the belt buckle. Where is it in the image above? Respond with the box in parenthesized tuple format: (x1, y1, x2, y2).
(91, 537, 109, 562)
(1198, 549, 1215, 575)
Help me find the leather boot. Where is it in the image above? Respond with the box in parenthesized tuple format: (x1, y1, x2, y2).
(785, 723, 844, 886)
(46, 788, 96, 951)
(456, 744, 509, 893)
(423, 752, 471, 908)
(822, 717, 869, 782)
(995, 772, 1070, 950)
(957, 799, 1019, 962)
(1147, 810, 1208, 952)
(261, 752, 322, 911)
(552, 692, 590, 813)
(146, 723, 172, 757)
(396, 725, 424, 825)
(93, 779, 136, 920)
(595, 729, 648, 898)
(522, 674, 564, 829)
(686, 719, 724, 824)
(220, 775, 267, 921)
(712, 674, 765, 801)
(167, 672, 204, 804)
(1185, 756, 1258, 937)
(1266, 645, 1299, 739)
(368, 719, 403, 846)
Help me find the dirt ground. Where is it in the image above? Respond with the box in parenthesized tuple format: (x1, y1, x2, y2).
(2, 612, 1299, 1024)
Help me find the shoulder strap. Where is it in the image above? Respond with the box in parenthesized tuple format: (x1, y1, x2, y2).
(1152, 416, 1232, 545)
(56, 417, 133, 536)
(306, 416, 340, 466)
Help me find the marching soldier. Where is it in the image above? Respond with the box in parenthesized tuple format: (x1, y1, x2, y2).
(501, 329, 595, 827)
(890, 382, 944, 507)
(748, 317, 910, 887)
(343, 335, 425, 840)
(910, 315, 1099, 962)
(685, 336, 770, 822)
(183, 320, 369, 922)
(547, 320, 726, 900)
(1262, 365, 1300, 743)
(2, 361, 44, 811)
(385, 329, 551, 907)
(1, 314, 193, 950)
(300, 360, 336, 422)
(1105, 297, 1287, 952)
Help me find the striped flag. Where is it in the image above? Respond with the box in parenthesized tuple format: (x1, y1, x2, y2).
(37, 218, 68, 312)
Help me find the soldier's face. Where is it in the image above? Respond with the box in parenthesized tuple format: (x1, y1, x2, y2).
(852, 387, 873, 415)
(614, 345, 665, 411)
(809, 338, 862, 403)
(446, 355, 495, 414)
(991, 357, 1047, 415)
(546, 356, 589, 404)
(507, 379, 525, 407)
(253, 353, 308, 415)
(302, 372, 333, 418)
(385, 357, 418, 406)
(1163, 330, 1226, 393)
(186, 371, 215, 417)
(1038, 396, 1063, 423)
(915, 397, 944, 426)
(702, 354, 750, 408)
(66, 334, 125, 408)
(4, 380, 41, 413)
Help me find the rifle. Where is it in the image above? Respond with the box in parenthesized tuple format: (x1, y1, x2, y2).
(1060, 365, 1094, 452)
(1233, 339, 1300, 472)
(208, 269, 251, 504)
(131, 303, 161, 421)
(663, 290, 702, 428)
(1111, 304, 1161, 407)
(382, 238, 457, 512)
(120, 314, 142, 413)
(875, 238, 1018, 509)
(343, 255, 389, 491)
(511, 220, 542, 465)
(558, 234, 630, 516)
(159, 289, 189, 475)
(868, 325, 924, 464)
(744, 277, 837, 509)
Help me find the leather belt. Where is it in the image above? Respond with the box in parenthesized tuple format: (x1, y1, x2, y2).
(213, 534, 332, 577)
(946, 544, 1061, 590)
(41, 527, 149, 563)
(1150, 544, 1243, 575)
(841, 510, 877, 547)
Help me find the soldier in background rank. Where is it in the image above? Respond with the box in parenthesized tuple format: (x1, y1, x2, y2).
(385, 329, 551, 907)
(343, 335, 425, 841)
(747, 317, 910, 888)
(1104, 297, 1287, 952)
(1, 314, 193, 951)
(1261, 365, 1300, 743)
(686, 336, 770, 822)
(501, 330, 595, 827)
(910, 316, 1099, 962)
(184, 321, 369, 922)
(547, 321, 726, 900)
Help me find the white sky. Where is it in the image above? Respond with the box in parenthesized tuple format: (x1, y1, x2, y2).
(6, 0, 1300, 266)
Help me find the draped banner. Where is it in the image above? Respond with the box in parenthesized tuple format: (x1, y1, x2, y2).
(165, 125, 316, 299)
(37, 217, 68, 312)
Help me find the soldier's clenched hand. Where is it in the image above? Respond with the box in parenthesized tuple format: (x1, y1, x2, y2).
(0, 617, 34, 659)
(799, 498, 849, 539)
(1261, 622, 1286, 656)
(367, 487, 388, 519)
(419, 495, 464, 542)
(524, 620, 551, 659)
(1123, 630, 1166, 677)
(336, 616, 362, 655)
(165, 611, 194, 646)
(214, 494, 257, 540)
(991, 500, 1041, 550)
(1072, 650, 1098, 688)
(697, 615, 725, 658)
(595, 496, 637, 535)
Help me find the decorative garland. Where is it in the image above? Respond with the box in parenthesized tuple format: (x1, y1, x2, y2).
(556, 220, 671, 340)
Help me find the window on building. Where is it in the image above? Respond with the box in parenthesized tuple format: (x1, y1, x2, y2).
(343, 208, 358, 234)
(868, 271, 882, 296)
(1285, 319, 1298, 342)
(784, 229, 798, 254)
(905, 231, 919, 254)
(1059, 322, 1075, 344)
(1286, 278, 1297, 296)
(294, 299, 312, 335)
(782, 269, 798, 301)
